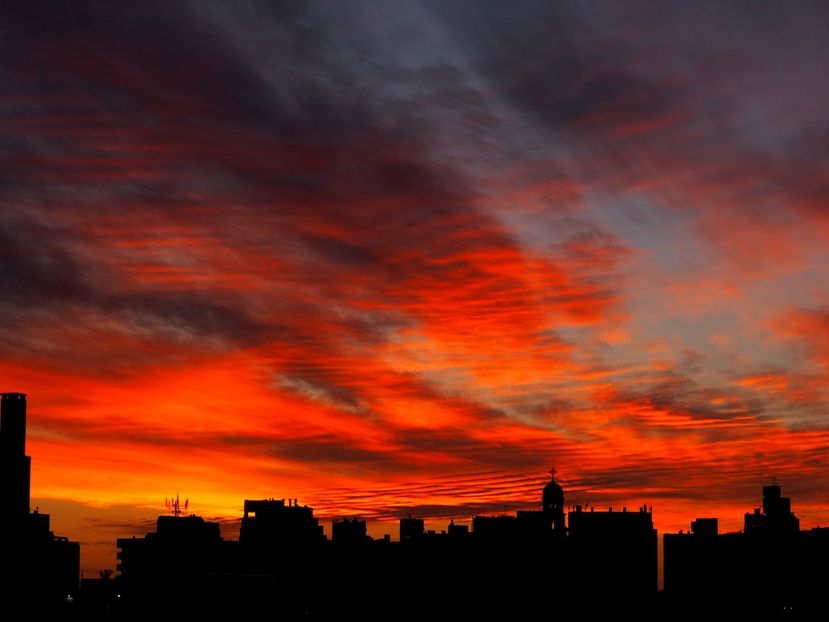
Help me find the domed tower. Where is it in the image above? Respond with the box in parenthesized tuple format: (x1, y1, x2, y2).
(542, 467, 565, 532)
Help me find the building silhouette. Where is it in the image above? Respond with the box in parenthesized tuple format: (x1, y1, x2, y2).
(398, 516, 424, 541)
(331, 516, 368, 545)
(239, 498, 324, 550)
(109, 469, 659, 617)
(446, 518, 468, 538)
(117, 514, 224, 582)
(690, 517, 718, 538)
(664, 483, 828, 616)
(744, 484, 800, 535)
(102, 467, 829, 619)
(568, 503, 657, 595)
(115, 512, 234, 614)
(0, 392, 80, 609)
(115, 498, 328, 616)
(0, 392, 30, 526)
(542, 466, 565, 531)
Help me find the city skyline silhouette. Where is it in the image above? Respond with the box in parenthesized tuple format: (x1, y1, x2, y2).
(6, 389, 829, 566)
(4, 391, 829, 618)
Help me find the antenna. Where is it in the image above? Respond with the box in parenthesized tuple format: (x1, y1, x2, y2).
(165, 493, 189, 517)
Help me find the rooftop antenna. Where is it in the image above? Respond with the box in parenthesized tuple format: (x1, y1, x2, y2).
(165, 493, 189, 517)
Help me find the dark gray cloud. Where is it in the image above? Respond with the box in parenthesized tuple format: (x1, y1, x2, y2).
(426, 1, 681, 136)
(0, 215, 267, 350)
(276, 363, 368, 414)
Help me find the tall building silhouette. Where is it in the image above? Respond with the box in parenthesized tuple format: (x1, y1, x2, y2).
(744, 484, 800, 534)
(0, 392, 80, 608)
(0, 392, 31, 528)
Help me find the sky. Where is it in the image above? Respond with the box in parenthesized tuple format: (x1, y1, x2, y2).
(2, 1, 829, 575)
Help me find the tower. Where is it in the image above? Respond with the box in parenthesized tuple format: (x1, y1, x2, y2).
(1, 392, 31, 527)
(542, 467, 565, 532)
(744, 483, 800, 534)
(0, 393, 81, 600)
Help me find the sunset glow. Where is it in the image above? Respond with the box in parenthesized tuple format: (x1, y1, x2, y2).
(3, 2, 829, 574)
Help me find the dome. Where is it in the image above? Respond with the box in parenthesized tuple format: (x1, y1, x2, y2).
(543, 477, 563, 508)
(542, 469, 566, 531)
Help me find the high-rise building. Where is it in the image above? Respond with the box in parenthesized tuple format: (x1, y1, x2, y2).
(0, 392, 80, 605)
(748, 484, 800, 534)
(0, 392, 31, 527)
